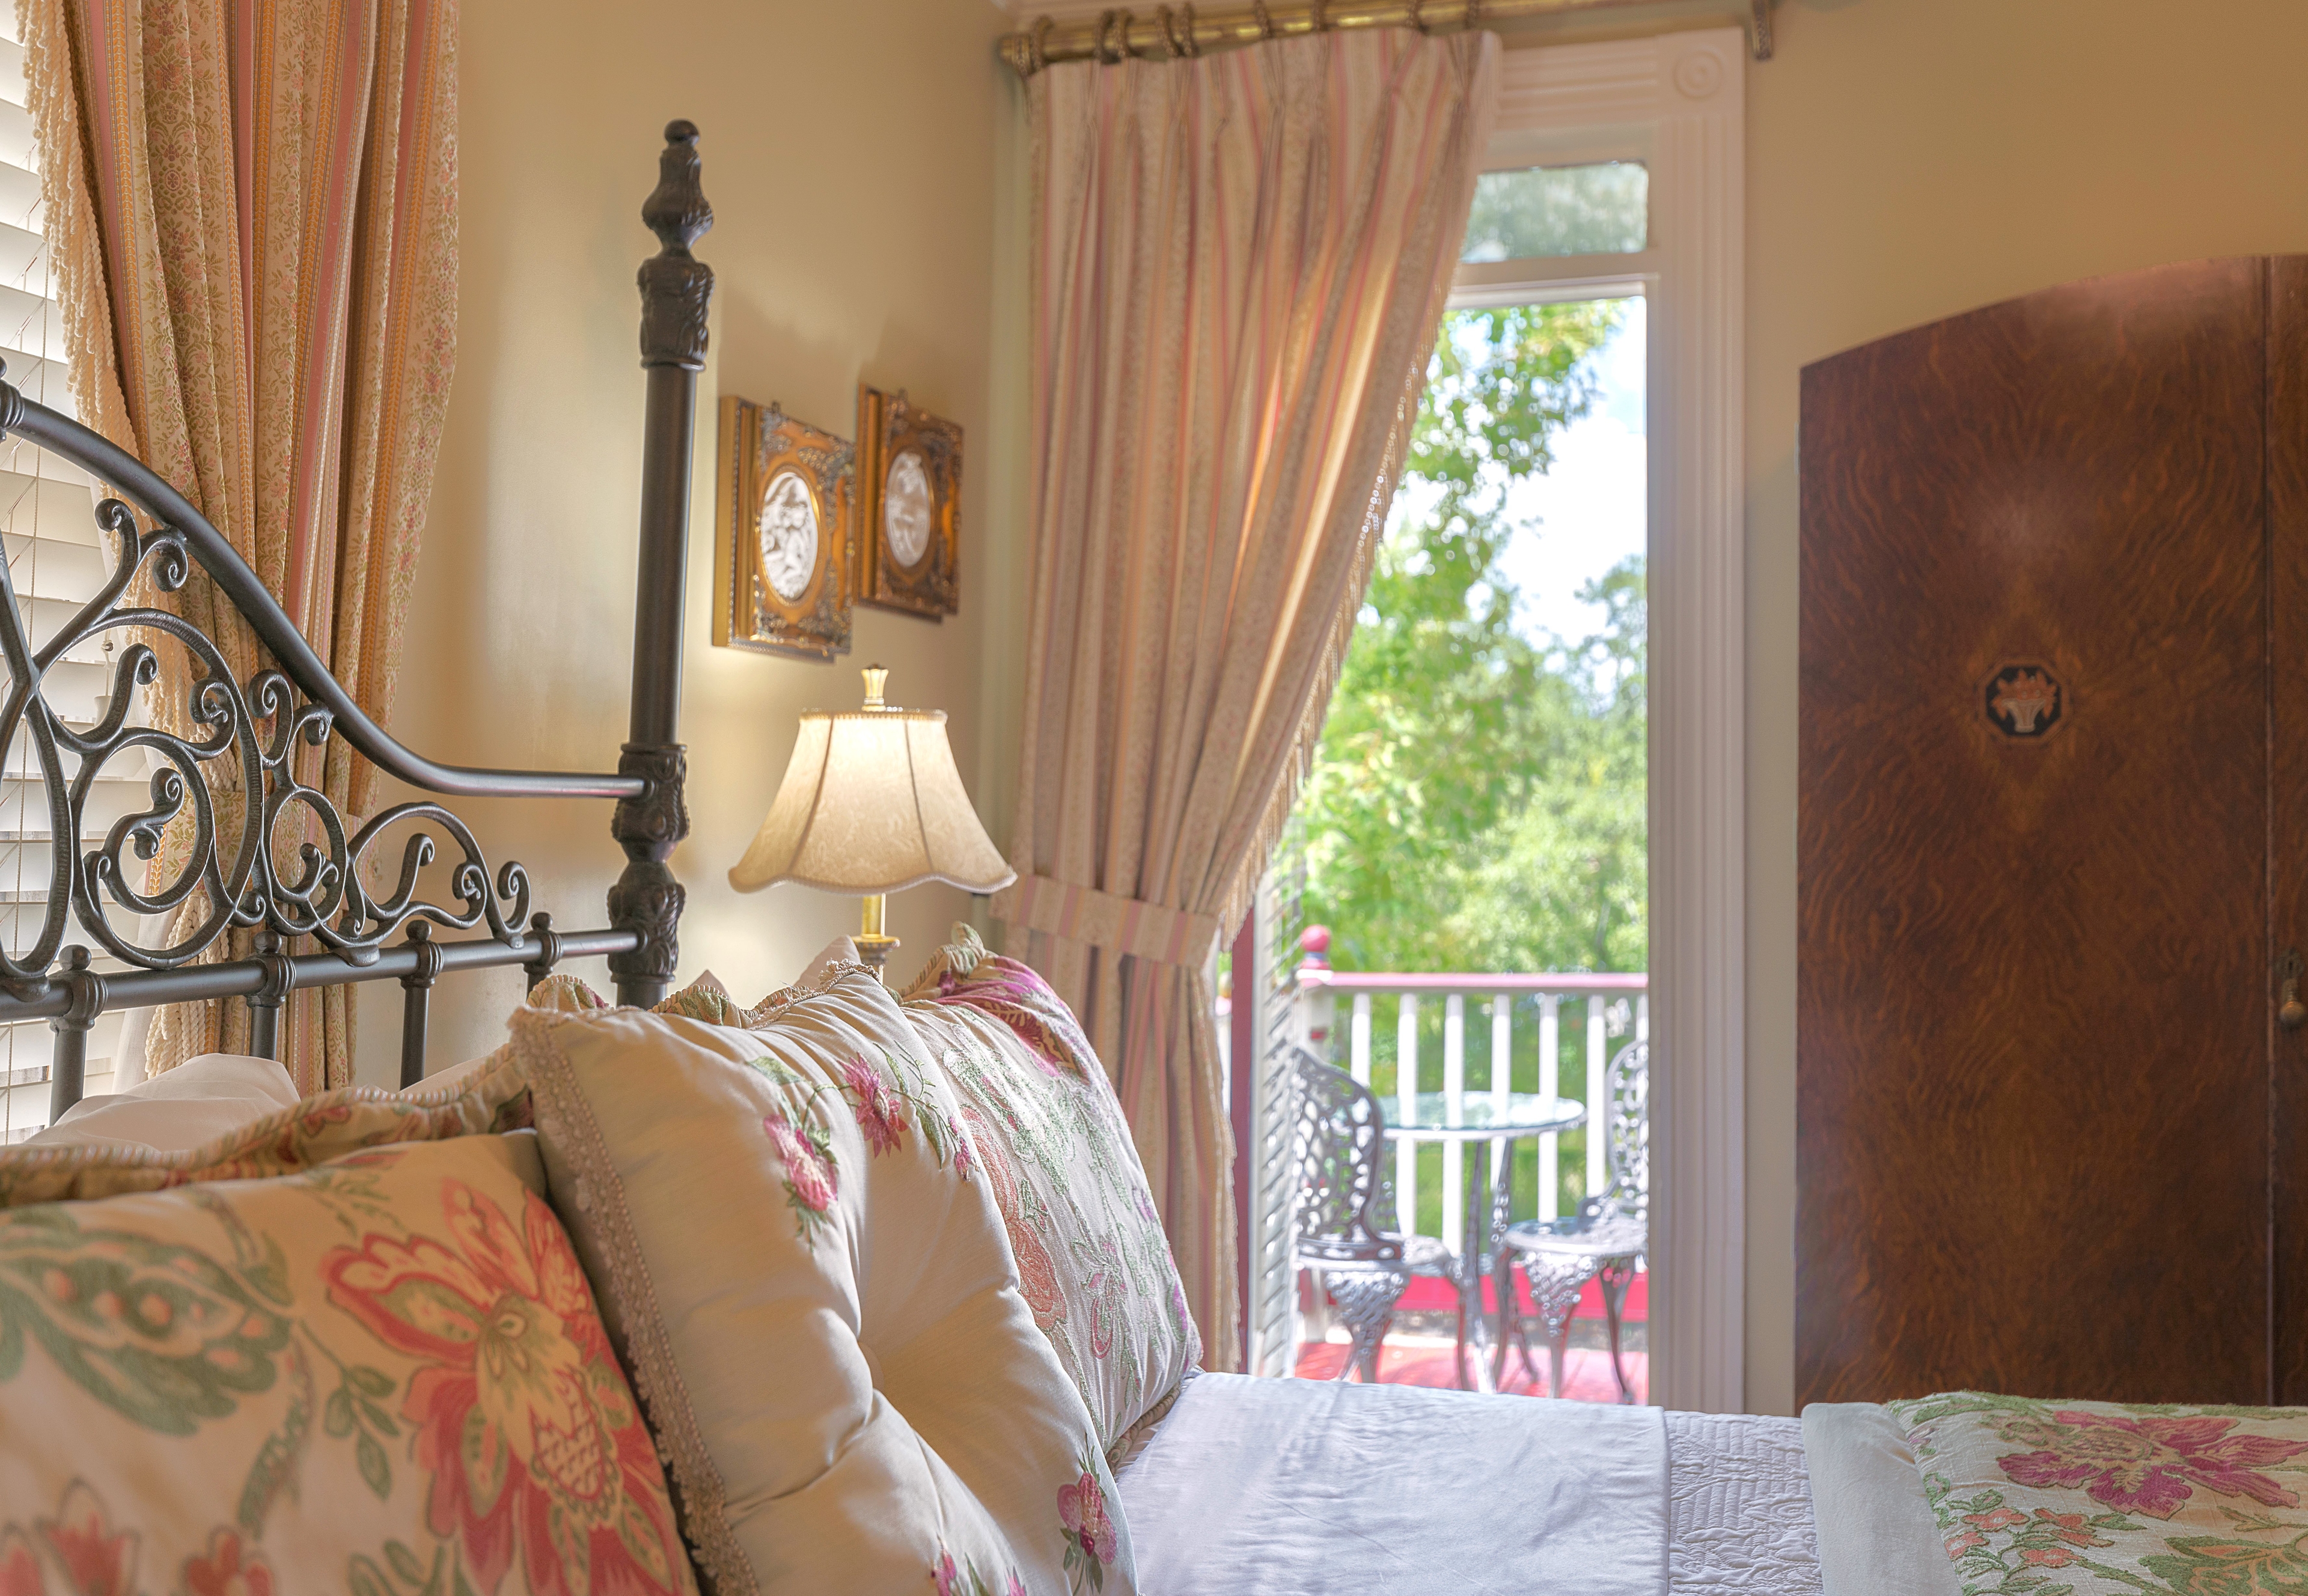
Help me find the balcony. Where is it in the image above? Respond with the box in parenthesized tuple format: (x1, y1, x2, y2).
(1249, 939, 1648, 1401)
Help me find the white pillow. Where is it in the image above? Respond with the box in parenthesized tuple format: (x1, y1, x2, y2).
(405, 1050, 497, 1094)
(30, 1052, 299, 1151)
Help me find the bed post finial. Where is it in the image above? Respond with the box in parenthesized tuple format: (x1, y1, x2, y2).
(611, 120, 714, 1007)
(637, 120, 713, 371)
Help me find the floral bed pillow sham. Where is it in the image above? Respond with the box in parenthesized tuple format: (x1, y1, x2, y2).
(0, 1055, 530, 1208)
(510, 965, 1134, 1596)
(1892, 1389, 2308, 1594)
(902, 928, 1200, 1455)
(0, 1117, 697, 1596)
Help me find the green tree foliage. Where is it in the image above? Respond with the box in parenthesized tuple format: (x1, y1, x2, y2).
(1461, 161, 1648, 263)
(1290, 302, 1647, 978)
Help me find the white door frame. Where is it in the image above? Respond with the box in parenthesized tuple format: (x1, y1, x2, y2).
(1459, 28, 1745, 1413)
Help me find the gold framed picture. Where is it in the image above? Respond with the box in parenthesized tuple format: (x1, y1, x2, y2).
(713, 396, 853, 660)
(856, 384, 961, 619)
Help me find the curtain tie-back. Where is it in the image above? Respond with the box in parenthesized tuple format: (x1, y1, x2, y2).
(992, 873, 1223, 969)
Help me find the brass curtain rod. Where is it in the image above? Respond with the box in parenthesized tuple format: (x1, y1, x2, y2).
(999, 0, 1774, 78)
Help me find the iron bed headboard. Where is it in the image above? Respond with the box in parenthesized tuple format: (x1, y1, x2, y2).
(0, 121, 715, 1121)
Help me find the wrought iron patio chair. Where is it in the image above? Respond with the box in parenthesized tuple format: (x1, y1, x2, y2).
(1492, 1038, 1648, 1401)
(1291, 1046, 1471, 1383)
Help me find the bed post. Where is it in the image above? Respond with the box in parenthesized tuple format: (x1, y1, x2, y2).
(608, 121, 712, 1008)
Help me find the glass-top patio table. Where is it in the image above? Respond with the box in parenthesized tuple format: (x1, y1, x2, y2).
(1382, 1092, 1586, 1392)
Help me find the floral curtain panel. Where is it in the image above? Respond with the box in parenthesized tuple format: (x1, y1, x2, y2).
(1000, 28, 1499, 1365)
(20, 0, 459, 1090)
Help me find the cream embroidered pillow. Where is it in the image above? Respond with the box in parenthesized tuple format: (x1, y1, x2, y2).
(0, 1070, 697, 1596)
(510, 967, 1134, 1596)
(903, 931, 1200, 1454)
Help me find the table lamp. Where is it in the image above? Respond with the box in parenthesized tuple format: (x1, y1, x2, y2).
(728, 666, 1016, 978)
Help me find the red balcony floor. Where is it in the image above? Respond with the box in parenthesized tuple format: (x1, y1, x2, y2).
(1290, 1270, 1649, 1403)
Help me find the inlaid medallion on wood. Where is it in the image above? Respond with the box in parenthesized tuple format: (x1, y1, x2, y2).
(1798, 258, 2273, 1406)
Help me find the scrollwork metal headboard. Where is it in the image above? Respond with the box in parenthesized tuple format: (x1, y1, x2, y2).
(0, 121, 715, 1119)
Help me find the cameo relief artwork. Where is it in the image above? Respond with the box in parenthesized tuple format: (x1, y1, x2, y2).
(713, 396, 854, 659)
(857, 384, 961, 618)
(883, 450, 933, 568)
(760, 469, 819, 602)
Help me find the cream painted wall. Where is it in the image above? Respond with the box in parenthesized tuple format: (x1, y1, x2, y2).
(1742, 0, 2308, 1413)
(360, 0, 1027, 1081)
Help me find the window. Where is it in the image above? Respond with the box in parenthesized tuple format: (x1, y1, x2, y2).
(0, 15, 134, 1139)
(1461, 161, 1649, 261)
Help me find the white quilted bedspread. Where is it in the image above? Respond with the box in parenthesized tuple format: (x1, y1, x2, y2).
(1667, 1410, 1825, 1595)
(1117, 1374, 1833, 1594)
(1118, 1373, 1669, 1594)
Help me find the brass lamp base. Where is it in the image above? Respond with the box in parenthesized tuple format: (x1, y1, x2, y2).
(857, 893, 899, 983)
(853, 934, 899, 979)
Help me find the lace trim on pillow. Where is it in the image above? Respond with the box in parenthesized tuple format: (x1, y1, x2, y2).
(742, 958, 882, 1025)
(509, 1008, 757, 1596)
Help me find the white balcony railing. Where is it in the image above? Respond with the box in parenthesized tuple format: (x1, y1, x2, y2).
(1293, 960, 1648, 1267)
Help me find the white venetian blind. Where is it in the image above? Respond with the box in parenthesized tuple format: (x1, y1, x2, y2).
(0, 13, 133, 1138)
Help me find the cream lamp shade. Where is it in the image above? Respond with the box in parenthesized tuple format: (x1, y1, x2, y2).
(728, 669, 1015, 900)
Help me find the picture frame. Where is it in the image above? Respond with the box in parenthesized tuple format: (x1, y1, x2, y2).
(856, 384, 961, 618)
(713, 395, 854, 660)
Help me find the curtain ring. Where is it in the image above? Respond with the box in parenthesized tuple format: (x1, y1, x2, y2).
(1408, 0, 1427, 32)
(1156, 4, 1182, 58)
(1180, 1, 1200, 53)
(1094, 9, 1117, 61)
(1311, 0, 1329, 32)
(1463, 0, 1482, 29)
(1252, 0, 1275, 40)
(1115, 8, 1139, 59)
(1030, 14, 1053, 73)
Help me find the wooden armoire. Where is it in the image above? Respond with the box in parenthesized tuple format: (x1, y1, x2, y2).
(1798, 257, 2308, 1407)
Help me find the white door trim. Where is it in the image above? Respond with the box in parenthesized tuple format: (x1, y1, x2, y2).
(1463, 27, 1746, 1414)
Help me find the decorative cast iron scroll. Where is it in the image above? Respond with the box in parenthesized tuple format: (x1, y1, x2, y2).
(0, 481, 533, 993)
(0, 121, 698, 1117)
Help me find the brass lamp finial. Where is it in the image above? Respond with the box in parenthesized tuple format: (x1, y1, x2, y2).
(861, 665, 889, 710)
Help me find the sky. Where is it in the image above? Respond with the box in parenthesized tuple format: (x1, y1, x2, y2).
(1495, 295, 1646, 647)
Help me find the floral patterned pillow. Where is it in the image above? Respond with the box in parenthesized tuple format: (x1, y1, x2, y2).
(1890, 1390, 2308, 1594)
(0, 1115, 697, 1596)
(510, 966, 1134, 1596)
(0, 1055, 531, 1208)
(902, 930, 1200, 1457)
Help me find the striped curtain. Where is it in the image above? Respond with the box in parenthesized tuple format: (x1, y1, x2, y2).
(19, 0, 457, 1091)
(1000, 28, 1498, 1366)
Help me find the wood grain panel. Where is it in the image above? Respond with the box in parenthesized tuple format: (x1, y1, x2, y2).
(2270, 256, 2308, 1404)
(1798, 260, 2271, 1406)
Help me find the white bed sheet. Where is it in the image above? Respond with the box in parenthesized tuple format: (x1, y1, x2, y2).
(1116, 1372, 1668, 1595)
